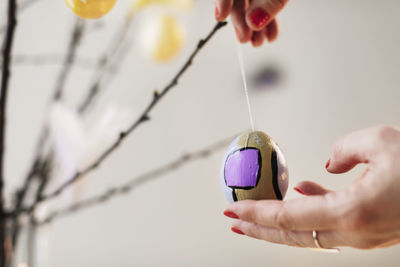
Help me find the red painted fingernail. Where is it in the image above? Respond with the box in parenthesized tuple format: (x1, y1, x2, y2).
(293, 187, 305, 195)
(215, 6, 220, 19)
(325, 159, 331, 169)
(224, 210, 239, 219)
(231, 227, 245, 235)
(249, 8, 270, 28)
(251, 34, 257, 43)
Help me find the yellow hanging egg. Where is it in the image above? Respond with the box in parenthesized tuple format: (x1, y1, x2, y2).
(131, 0, 193, 11)
(65, 0, 118, 19)
(140, 14, 184, 62)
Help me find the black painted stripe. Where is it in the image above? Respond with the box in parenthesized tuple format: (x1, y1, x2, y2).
(232, 189, 238, 202)
(271, 150, 282, 200)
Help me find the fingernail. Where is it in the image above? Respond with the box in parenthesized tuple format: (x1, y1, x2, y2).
(231, 227, 245, 235)
(224, 210, 239, 219)
(325, 159, 331, 169)
(251, 34, 257, 43)
(293, 187, 305, 195)
(215, 6, 220, 19)
(249, 8, 270, 29)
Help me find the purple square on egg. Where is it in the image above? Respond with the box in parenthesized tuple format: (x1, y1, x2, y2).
(224, 148, 261, 188)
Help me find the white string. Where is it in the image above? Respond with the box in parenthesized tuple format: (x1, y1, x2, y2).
(236, 44, 255, 132)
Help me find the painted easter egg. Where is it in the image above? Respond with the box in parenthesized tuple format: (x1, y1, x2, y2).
(139, 14, 184, 62)
(65, 0, 117, 19)
(221, 131, 288, 202)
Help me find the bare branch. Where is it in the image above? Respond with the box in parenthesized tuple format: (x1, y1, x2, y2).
(32, 15, 135, 207)
(1, 54, 98, 69)
(0, 0, 41, 35)
(0, 0, 17, 265)
(37, 134, 234, 225)
(53, 18, 85, 101)
(78, 16, 134, 114)
(13, 14, 133, 224)
(10, 18, 85, 248)
(16, 21, 228, 216)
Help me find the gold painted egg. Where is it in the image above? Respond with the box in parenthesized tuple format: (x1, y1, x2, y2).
(65, 0, 117, 19)
(221, 131, 289, 202)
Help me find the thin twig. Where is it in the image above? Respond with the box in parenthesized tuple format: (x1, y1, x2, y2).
(0, 1, 17, 203)
(53, 18, 85, 101)
(13, 14, 133, 224)
(0, 0, 17, 266)
(33, 15, 135, 206)
(16, 21, 228, 215)
(36, 134, 233, 225)
(10, 18, 85, 248)
(12, 18, 85, 216)
(5, 54, 97, 69)
(78, 15, 134, 113)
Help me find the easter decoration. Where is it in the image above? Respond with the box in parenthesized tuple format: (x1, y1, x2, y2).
(132, 0, 193, 62)
(221, 131, 288, 202)
(220, 44, 289, 203)
(65, 0, 118, 19)
(138, 14, 184, 62)
(64, 0, 192, 62)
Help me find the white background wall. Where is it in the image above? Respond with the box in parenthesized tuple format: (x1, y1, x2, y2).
(2, 0, 400, 266)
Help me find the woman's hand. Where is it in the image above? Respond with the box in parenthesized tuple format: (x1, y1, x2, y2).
(224, 126, 400, 249)
(214, 0, 289, 47)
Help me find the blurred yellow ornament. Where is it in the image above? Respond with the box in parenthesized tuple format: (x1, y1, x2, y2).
(65, 0, 118, 19)
(131, 0, 193, 11)
(140, 15, 184, 62)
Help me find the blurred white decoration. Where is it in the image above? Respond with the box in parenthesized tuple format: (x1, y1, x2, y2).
(138, 14, 185, 62)
(48, 102, 137, 201)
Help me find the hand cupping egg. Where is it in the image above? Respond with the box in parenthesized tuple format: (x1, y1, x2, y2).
(221, 131, 288, 202)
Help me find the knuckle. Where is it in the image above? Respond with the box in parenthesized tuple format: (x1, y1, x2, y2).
(271, 0, 287, 10)
(341, 203, 371, 231)
(374, 125, 399, 144)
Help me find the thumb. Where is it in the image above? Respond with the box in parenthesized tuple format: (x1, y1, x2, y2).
(326, 128, 380, 174)
(246, 0, 289, 31)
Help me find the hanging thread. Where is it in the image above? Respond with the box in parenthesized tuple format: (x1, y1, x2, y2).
(236, 44, 255, 132)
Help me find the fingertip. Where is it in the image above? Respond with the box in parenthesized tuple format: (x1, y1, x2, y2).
(325, 159, 331, 169)
(231, 0, 252, 43)
(265, 20, 279, 42)
(231, 226, 245, 235)
(214, 0, 233, 22)
(294, 181, 331, 196)
(251, 31, 264, 47)
(234, 26, 252, 43)
(326, 159, 360, 174)
(293, 187, 305, 195)
(223, 210, 239, 219)
(246, 7, 271, 31)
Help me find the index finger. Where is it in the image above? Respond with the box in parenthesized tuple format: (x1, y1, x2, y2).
(215, 0, 234, 21)
(224, 193, 345, 231)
